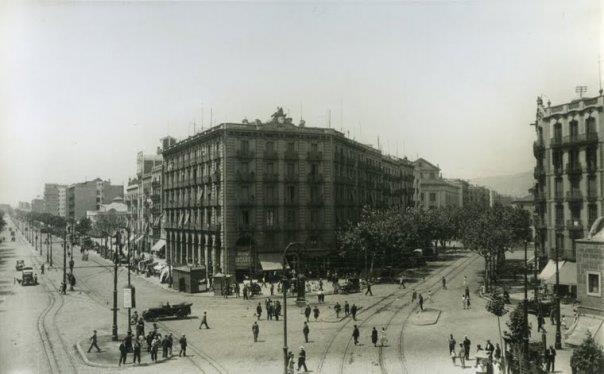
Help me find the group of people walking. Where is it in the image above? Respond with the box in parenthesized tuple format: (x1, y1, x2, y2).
(256, 298, 282, 321)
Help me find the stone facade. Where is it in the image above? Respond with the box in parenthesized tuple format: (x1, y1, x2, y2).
(413, 158, 461, 209)
(162, 109, 415, 278)
(575, 239, 604, 316)
(532, 94, 604, 261)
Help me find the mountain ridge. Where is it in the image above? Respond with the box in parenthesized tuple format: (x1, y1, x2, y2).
(469, 171, 533, 198)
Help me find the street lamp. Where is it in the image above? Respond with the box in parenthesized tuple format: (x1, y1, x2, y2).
(554, 245, 562, 349)
(282, 242, 303, 374)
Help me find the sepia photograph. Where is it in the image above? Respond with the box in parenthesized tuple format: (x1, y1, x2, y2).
(0, 1, 602, 373)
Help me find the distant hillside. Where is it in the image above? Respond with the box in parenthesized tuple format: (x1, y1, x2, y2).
(469, 171, 533, 198)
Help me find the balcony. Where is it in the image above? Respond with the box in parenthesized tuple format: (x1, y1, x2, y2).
(264, 223, 280, 232)
(565, 163, 583, 177)
(555, 220, 565, 230)
(553, 165, 564, 176)
(534, 190, 546, 203)
(308, 195, 324, 207)
(565, 190, 583, 203)
(566, 219, 584, 233)
(284, 198, 299, 206)
(284, 150, 299, 160)
(236, 149, 255, 160)
(307, 150, 323, 161)
(208, 223, 221, 232)
(236, 171, 255, 183)
(284, 173, 298, 183)
(263, 150, 279, 160)
(306, 173, 324, 184)
(533, 165, 545, 180)
(553, 190, 564, 202)
(263, 173, 279, 183)
(238, 223, 256, 232)
(238, 195, 256, 206)
(212, 171, 221, 183)
(586, 163, 598, 175)
(151, 180, 161, 188)
(551, 132, 599, 149)
(586, 189, 599, 202)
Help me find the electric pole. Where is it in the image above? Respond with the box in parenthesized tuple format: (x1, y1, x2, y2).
(555, 245, 562, 349)
(112, 230, 120, 341)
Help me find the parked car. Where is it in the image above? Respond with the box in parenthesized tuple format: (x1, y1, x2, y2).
(15, 260, 25, 271)
(142, 302, 193, 321)
(20, 267, 36, 286)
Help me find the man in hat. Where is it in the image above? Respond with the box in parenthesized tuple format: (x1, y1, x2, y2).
(87, 330, 101, 353)
(297, 346, 308, 372)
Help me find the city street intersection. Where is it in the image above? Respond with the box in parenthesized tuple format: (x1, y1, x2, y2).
(1, 215, 572, 374)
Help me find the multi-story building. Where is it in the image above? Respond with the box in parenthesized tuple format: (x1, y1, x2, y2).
(413, 158, 461, 209)
(31, 198, 45, 213)
(43, 183, 66, 216)
(162, 108, 415, 281)
(125, 137, 176, 254)
(18, 201, 31, 211)
(449, 179, 492, 208)
(531, 93, 604, 262)
(67, 178, 124, 221)
(58, 185, 67, 217)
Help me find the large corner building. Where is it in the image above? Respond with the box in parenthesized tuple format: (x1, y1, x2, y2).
(162, 109, 415, 279)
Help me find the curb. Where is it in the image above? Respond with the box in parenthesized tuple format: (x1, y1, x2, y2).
(75, 340, 173, 369)
(411, 309, 441, 326)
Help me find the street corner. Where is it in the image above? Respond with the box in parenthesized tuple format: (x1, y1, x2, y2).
(411, 308, 441, 326)
(76, 334, 174, 369)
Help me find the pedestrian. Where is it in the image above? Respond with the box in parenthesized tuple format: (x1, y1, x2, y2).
(442, 276, 447, 290)
(380, 327, 387, 347)
(41, 263, 45, 274)
(549, 308, 556, 325)
(149, 335, 157, 361)
(243, 285, 249, 300)
(252, 321, 259, 342)
(199, 311, 210, 329)
(235, 282, 240, 298)
(463, 336, 471, 360)
(268, 302, 274, 320)
(118, 339, 128, 366)
(270, 283, 274, 296)
(313, 305, 320, 321)
(256, 303, 263, 321)
(450, 343, 457, 365)
(485, 340, 494, 359)
(426, 290, 432, 303)
(467, 296, 471, 309)
(304, 305, 311, 322)
(87, 330, 101, 353)
(475, 344, 483, 368)
(365, 280, 373, 296)
(167, 333, 173, 356)
(465, 286, 470, 299)
(334, 302, 342, 318)
(494, 343, 501, 361)
(178, 334, 187, 357)
(137, 317, 145, 338)
(548, 345, 556, 372)
(352, 325, 360, 345)
(287, 351, 295, 374)
(538, 313, 545, 332)
(418, 294, 424, 312)
(351, 304, 358, 321)
(448, 334, 456, 354)
(317, 290, 323, 303)
(412, 289, 417, 303)
(132, 311, 139, 325)
(371, 327, 378, 347)
(297, 346, 308, 372)
(319, 278, 324, 291)
(132, 336, 142, 364)
(146, 332, 153, 353)
(69, 258, 74, 273)
(344, 301, 350, 317)
(462, 294, 467, 309)
(160, 334, 167, 358)
(545, 347, 551, 372)
(463, 275, 467, 287)
(275, 300, 281, 321)
(399, 275, 406, 289)
(124, 331, 133, 353)
(303, 322, 310, 343)
(458, 343, 466, 368)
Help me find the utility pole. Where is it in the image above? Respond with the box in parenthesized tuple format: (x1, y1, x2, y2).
(112, 230, 120, 341)
(62, 227, 67, 294)
(523, 241, 529, 360)
(554, 245, 562, 349)
(127, 228, 132, 335)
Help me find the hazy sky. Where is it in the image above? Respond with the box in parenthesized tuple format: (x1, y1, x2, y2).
(0, 1, 601, 204)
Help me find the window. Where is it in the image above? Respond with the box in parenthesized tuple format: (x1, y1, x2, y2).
(420, 192, 425, 201)
(429, 193, 436, 202)
(589, 204, 598, 227)
(586, 272, 601, 296)
(553, 122, 562, 140)
(241, 210, 249, 225)
(266, 209, 275, 226)
(287, 162, 295, 176)
(569, 120, 578, 139)
(241, 140, 249, 151)
(310, 163, 318, 176)
(586, 117, 597, 134)
(266, 162, 274, 174)
(311, 143, 318, 152)
(555, 204, 564, 225)
(287, 142, 295, 151)
(287, 185, 296, 202)
(266, 141, 274, 152)
(286, 209, 295, 223)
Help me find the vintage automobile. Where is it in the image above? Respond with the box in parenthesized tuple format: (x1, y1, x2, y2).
(142, 302, 193, 321)
(15, 259, 25, 271)
(21, 267, 36, 286)
(340, 278, 361, 294)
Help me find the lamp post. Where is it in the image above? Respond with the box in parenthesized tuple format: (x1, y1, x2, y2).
(126, 227, 132, 335)
(111, 230, 121, 341)
(62, 225, 68, 294)
(554, 245, 562, 349)
(282, 242, 303, 374)
(523, 240, 529, 358)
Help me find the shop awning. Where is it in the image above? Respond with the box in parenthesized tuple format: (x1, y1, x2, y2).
(538, 259, 566, 281)
(545, 261, 577, 286)
(151, 239, 166, 253)
(258, 253, 287, 271)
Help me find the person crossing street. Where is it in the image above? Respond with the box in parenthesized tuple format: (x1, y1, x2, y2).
(199, 311, 210, 329)
(252, 321, 259, 342)
(303, 322, 310, 343)
(352, 325, 360, 345)
(87, 330, 101, 353)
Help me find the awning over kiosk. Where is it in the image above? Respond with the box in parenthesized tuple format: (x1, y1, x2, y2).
(545, 261, 577, 286)
(538, 259, 566, 281)
(151, 239, 166, 253)
(258, 253, 287, 271)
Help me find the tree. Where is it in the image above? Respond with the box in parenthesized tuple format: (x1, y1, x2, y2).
(486, 291, 507, 369)
(76, 218, 92, 236)
(0, 211, 5, 233)
(571, 331, 604, 373)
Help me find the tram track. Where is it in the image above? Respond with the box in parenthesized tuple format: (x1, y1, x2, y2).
(316, 252, 478, 374)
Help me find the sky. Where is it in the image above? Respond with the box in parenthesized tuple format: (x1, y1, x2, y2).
(0, 1, 601, 204)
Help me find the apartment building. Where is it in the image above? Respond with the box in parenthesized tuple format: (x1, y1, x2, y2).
(31, 198, 45, 213)
(532, 93, 604, 263)
(43, 183, 67, 216)
(67, 178, 124, 221)
(413, 158, 461, 209)
(162, 108, 415, 280)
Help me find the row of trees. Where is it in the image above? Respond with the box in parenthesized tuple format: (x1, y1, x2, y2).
(337, 202, 530, 290)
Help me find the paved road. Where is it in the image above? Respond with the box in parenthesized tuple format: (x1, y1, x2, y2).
(2, 214, 503, 374)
